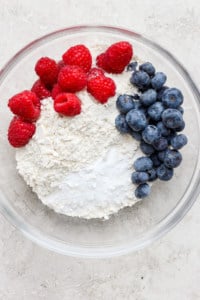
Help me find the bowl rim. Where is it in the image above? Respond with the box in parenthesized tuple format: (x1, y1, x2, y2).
(0, 25, 200, 258)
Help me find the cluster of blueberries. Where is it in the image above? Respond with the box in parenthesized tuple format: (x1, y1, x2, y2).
(115, 61, 188, 199)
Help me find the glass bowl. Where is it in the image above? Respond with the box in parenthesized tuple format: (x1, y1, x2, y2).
(0, 26, 200, 258)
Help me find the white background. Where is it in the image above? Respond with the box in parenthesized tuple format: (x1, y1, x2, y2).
(0, 0, 200, 299)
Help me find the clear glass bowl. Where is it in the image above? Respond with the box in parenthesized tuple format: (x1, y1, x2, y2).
(0, 26, 200, 258)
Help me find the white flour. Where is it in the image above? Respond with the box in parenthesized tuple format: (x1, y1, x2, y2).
(16, 45, 142, 219)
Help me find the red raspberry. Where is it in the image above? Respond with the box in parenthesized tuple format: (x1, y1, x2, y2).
(96, 41, 133, 74)
(87, 75, 116, 104)
(35, 57, 59, 87)
(58, 65, 87, 92)
(8, 90, 40, 122)
(31, 80, 51, 100)
(62, 44, 92, 73)
(57, 60, 65, 71)
(51, 84, 63, 100)
(8, 116, 36, 147)
(87, 67, 105, 80)
(54, 93, 81, 116)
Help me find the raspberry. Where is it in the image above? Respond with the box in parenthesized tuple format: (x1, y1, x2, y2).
(58, 65, 87, 92)
(62, 44, 92, 73)
(87, 75, 116, 104)
(8, 116, 36, 147)
(96, 41, 133, 74)
(8, 90, 40, 122)
(35, 57, 59, 87)
(51, 84, 63, 100)
(54, 93, 81, 116)
(87, 67, 105, 80)
(57, 60, 65, 71)
(31, 80, 51, 100)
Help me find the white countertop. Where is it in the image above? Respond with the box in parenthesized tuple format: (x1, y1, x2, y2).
(0, 0, 200, 299)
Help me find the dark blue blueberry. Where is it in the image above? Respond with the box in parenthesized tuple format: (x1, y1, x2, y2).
(157, 150, 168, 162)
(131, 171, 149, 184)
(162, 88, 183, 108)
(164, 149, 182, 168)
(139, 62, 155, 76)
(130, 71, 150, 89)
(153, 137, 168, 151)
(151, 72, 167, 90)
(126, 109, 147, 131)
(147, 102, 165, 121)
(142, 125, 161, 144)
(157, 164, 174, 181)
(135, 183, 151, 198)
(116, 94, 135, 114)
(140, 89, 157, 106)
(157, 86, 169, 101)
(129, 130, 142, 141)
(176, 120, 185, 132)
(157, 122, 171, 137)
(162, 108, 184, 129)
(170, 134, 188, 150)
(166, 132, 177, 144)
(177, 106, 184, 114)
(147, 168, 157, 181)
(127, 61, 138, 72)
(132, 93, 140, 100)
(133, 157, 153, 172)
(115, 114, 130, 134)
(150, 153, 162, 167)
(140, 141, 155, 155)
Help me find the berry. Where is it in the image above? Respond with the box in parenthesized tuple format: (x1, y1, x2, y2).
(162, 88, 183, 108)
(8, 116, 36, 147)
(127, 61, 138, 72)
(115, 114, 130, 134)
(164, 149, 182, 168)
(139, 62, 155, 76)
(157, 121, 171, 137)
(126, 109, 147, 131)
(31, 80, 51, 100)
(57, 60, 65, 71)
(116, 94, 135, 114)
(150, 153, 162, 167)
(157, 150, 168, 162)
(135, 183, 151, 198)
(129, 130, 142, 141)
(130, 71, 150, 89)
(51, 84, 63, 100)
(142, 125, 161, 144)
(177, 106, 184, 114)
(140, 89, 157, 106)
(153, 137, 168, 151)
(170, 134, 188, 150)
(87, 68, 104, 80)
(58, 65, 87, 92)
(62, 44, 92, 73)
(151, 72, 167, 90)
(162, 108, 183, 129)
(140, 141, 155, 155)
(147, 102, 165, 121)
(8, 90, 40, 122)
(35, 57, 59, 87)
(54, 93, 81, 116)
(133, 157, 153, 172)
(147, 169, 157, 181)
(87, 75, 116, 104)
(175, 120, 185, 132)
(157, 164, 174, 181)
(96, 53, 114, 73)
(131, 171, 149, 184)
(157, 86, 169, 101)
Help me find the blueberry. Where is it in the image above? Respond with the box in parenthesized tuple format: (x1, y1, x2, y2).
(170, 134, 188, 150)
(142, 125, 161, 144)
(153, 137, 168, 151)
(127, 61, 138, 72)
(157, 122, 171, 137)
(134, 101, 142, 110)
(166, 132, 177, 144)
(116, 94, 135, 114)
(176, 120, 185, 132)
(147, 168, 157, 181)
(157, 164, 174, 181)
(115, 114, 130, 134)
(164, 149, 182, 168)
(147, 102, 165, 121)
(162, 88, 183, 108)
(157, 150, 168, 162)
(140, 89, 157, 106)
(129, 130, 142, 141)
(139, 62, 155, 76)
(162, 108, 184, 129)
(151, 72, 167, 90)
(130, 71, 150, 89)
(140, 141, 155, 155)
(157, 86, 169, 101)
(126, 109, 147, 131)
(133, 157, 153, 172)
(177, 106, 184, 114)
(150, 153, 162, 167)
(135, 183, 151, 198)
(131, 171, 149, 184)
